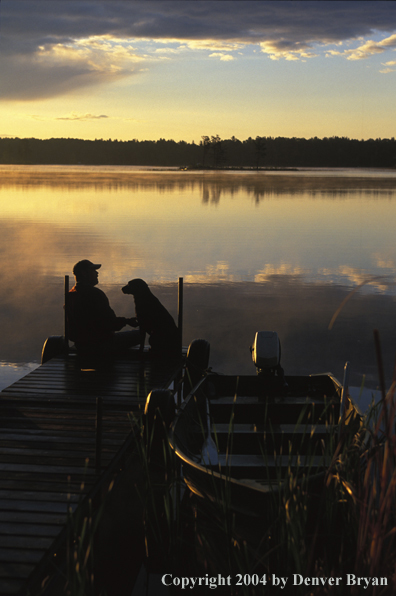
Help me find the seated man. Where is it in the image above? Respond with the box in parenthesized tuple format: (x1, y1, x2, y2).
(66, 260, 139, 356)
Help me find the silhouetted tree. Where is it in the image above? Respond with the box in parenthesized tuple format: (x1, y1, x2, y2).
(0, 135, 395, 168)
(210, 134, 225, 167)
(254, 136, 266, 169)
(200, 136, 211, 167)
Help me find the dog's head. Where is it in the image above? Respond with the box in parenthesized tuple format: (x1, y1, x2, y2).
(122, 278, 150, 297)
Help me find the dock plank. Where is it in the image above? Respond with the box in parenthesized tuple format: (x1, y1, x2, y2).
(0, 549, 46, 565)
(0, 500, 72, 515)
(0, 562, 36, 580)
(0, 536, 53, 550)
(0, 491, 80, 504)
(0, 523, 63, 538)
(0, 579, 25, 595)
(0, 350, 183, 596)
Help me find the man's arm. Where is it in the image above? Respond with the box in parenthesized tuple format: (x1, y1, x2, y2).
(90, 287, 127, 333)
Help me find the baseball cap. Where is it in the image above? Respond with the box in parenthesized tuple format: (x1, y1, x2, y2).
(73, 260, 101, 277)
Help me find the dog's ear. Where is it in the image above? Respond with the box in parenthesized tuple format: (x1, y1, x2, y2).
(128, 278, 149, 296)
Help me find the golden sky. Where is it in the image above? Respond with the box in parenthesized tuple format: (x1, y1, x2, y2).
(1, 1, 396, 142)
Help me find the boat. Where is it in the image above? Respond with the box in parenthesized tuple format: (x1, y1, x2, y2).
(170, 331, 362, 517)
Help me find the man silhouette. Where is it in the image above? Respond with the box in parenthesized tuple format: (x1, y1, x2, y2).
(66, 260, 139, 356)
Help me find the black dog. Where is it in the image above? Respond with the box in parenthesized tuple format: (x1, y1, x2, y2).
(122, 278, 180, 356)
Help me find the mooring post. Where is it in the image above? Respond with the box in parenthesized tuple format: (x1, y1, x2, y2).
(64, 275, 69, 354)
(95, 397, 103, 474)
(177, 277, 184, 407)
(338, 361, 350, 441)
(178, 277, 183, 351)
(374, 328, 389, 431)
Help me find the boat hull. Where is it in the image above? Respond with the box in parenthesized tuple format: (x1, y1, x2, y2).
(170, 373, 361, 517)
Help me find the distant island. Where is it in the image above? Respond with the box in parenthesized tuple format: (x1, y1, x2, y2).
(1, 135, 395, 169)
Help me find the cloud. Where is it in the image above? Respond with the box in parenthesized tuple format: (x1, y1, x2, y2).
(55, 112, 108, 121)
(209, 52, 235, 61)
(38, 35, 145, 72)
(185, 39, 243, 52)
(1, 1, 396, 100)
(379, 59, 396, 73)
(25, 111, 146, 124)
(346, 33, 396, 60)
(0, 32, 149, 101)
(4, 2, 395, 44)
(325, 33, 396, 62)
(259, 40, 318, 61)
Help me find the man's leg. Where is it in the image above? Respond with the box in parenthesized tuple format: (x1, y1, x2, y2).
(112, 330, 141, 352)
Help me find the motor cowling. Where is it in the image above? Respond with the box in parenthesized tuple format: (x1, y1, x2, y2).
(251, 331, 280, 370)
(251, 331, 288, 395)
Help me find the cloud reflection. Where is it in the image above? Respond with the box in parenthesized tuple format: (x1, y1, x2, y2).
(1, 168, 396, 396)
(1, 273, 395, 391)
(2, 168, 396, 195)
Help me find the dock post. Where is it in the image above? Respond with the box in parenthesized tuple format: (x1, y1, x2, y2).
(178, 277, 183, 351)
(177, 277, 183, 407)
(64, 275, 69, 354)
(374, 328, 389, 431)
(95, 397, 103, 474)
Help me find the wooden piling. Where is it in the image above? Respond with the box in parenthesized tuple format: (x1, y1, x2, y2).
(95, 396, 103, 474)
(64, 275, 69, 354)
(178, 277, 183, 350)
(177, 277, 184, 407)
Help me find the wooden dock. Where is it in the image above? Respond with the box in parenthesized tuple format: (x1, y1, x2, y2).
(0, 351, 183, 595)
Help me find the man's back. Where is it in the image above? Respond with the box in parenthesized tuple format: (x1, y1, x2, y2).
(67, 283, 125, 346)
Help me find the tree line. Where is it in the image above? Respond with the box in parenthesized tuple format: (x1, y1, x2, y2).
(1, 135, 395, 168)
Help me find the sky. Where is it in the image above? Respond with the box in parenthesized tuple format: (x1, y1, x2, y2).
(1, 1, 396, 142)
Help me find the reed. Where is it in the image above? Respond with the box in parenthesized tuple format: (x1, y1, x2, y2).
(63, 342, 396, 594)
(129, 405, 187, 579)
(65, 460, 106, 596)
(164, 376, 396, 594)
(64, 361, 393, 596)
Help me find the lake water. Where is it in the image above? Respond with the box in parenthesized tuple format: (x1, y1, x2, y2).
(1, 165, 396, 394)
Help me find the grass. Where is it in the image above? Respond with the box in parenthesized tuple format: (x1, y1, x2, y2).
(65, 460, 105, 596)
(135, 371, 396, 595)
(64, 356, 396, 595)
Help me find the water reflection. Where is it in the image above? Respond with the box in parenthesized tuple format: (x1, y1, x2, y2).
(0, 276, 395, 391)
(2, 172, 396, 289)
(1, 166, 396, 392)
(1, 166, 396, 197)
(0, 362, 39, 392)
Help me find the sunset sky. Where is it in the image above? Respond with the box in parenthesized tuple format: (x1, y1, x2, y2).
(1, 1, 396, 142)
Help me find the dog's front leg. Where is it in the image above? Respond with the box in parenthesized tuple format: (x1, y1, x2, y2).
(139, 326, 146, 352)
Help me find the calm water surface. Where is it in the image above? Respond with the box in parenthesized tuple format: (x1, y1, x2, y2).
(1, 165, 396, 393)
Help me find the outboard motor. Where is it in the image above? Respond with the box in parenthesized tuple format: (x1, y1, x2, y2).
(251, 331, 288, 394)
